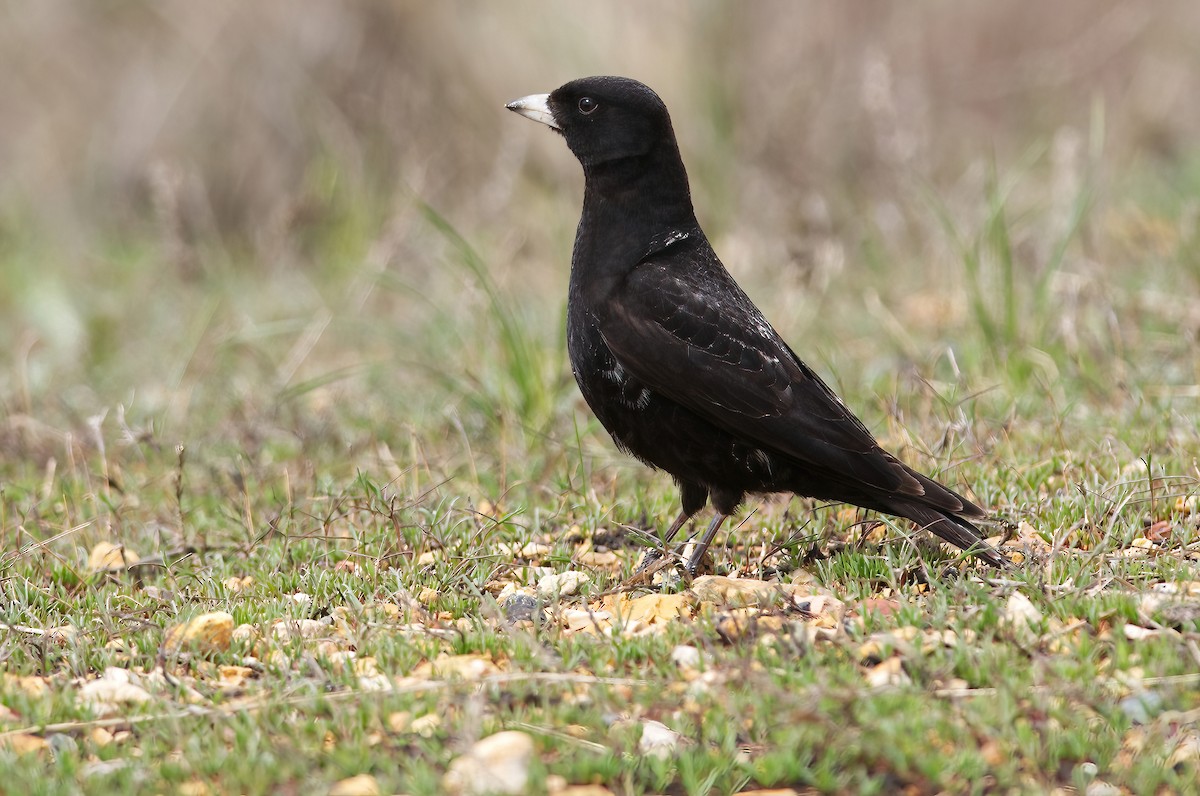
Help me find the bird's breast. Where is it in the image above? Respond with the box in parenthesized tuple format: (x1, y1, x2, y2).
(565, 302, 786, 490)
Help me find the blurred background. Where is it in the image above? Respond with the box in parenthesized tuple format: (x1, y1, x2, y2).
(1, 1, 1198, 499)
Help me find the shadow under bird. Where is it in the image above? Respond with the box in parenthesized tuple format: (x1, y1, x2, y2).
(506, 76, 1008, 574)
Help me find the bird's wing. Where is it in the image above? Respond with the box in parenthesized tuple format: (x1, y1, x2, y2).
(598, 252, 931, 499)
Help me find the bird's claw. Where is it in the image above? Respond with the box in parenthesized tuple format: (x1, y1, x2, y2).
(635, 541, 708, 580)
(634, 548, 665, 574)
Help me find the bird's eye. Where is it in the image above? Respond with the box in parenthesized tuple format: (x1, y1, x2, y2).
(577, 97, 598, 115)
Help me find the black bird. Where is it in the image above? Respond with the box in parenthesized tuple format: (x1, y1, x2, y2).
(506, 76, 1007, 573)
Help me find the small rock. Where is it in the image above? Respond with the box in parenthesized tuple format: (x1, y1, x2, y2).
(519, 542, 552, 559)
(639, 719, 684, 759)
(1168, 731, 1200, 769)
(793, 593, 845, 620)
(443, 731, 535, 795)
(421, 653, 500, 681)
(670, 645, 703, 670)
(864, 657, 910, 688)
(858, 597, 902, 619)
(1156, 600, 1200, 627)
(79, 759, 129, 778)
(4, 674, 49, 697)
(756, 615, 786, 634)
(692, 575, 787, 607)
(45, 625, 78, 646)
(164, 612, 235, 654)
(271, 618, 329, 642)
(714, 611, 756, 642)
(1001, 592, 1042, 630)
(562, 608, 611, 634)
(620, 592, 696, 624)
(1118, 690, 1163, 724)
(88, 727, 115, 747)
(93, 666, 142, 687)
(1015, 521, 1043, 542)
(857, 639, 887, 666)
(218, 665, 256, 689)
(409, 713, 441, 737)
(1085, 781, 1122, 796)
(46, 733, 78, 759)
(576, 550, 621, 570)
(495, 582, 522, 600)
(87, 541, 140, 573)
(1122, 624, 1165, 640)
(0, 733, 47, 754)
(334, 559, 363, 575)
(231, 623, 259, 644)
(500, 592, 539, 623)
(537, 570, 591, 599)
(329, 773, 382, 796)
(222, 576, 254, 592)
(358, 673, 392, 692)
(78, 670, 153, 714)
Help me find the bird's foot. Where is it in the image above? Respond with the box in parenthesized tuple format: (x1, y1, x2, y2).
(680, 544, 708, 578)
(628, 535, 712, 585)
(634, 548, 666, 574)
(618, 547, 679, 590)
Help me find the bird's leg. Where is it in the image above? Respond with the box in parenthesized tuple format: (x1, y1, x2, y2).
(682, 512, 729, 576)
(661, 506, 694, 545)
(635, 480, 708, 574)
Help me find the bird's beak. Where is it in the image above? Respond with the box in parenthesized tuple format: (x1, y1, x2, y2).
(505, 93, 559, 130)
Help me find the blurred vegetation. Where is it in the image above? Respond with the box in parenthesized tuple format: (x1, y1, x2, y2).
(2, 2, 1198, 453)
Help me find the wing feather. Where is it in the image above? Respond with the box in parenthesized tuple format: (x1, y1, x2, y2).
(598, 250, 931, 499)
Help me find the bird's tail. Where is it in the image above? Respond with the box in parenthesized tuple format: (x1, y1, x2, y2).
(892, 503, 1010, 568)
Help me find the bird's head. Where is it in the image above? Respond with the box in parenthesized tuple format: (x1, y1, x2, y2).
(506, 76, 675, 169)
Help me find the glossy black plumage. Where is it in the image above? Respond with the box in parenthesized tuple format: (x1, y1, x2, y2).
(507, 76, 1007, 571)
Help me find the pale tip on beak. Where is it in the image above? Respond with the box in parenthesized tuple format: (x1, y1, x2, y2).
(505, 93, 559, 130)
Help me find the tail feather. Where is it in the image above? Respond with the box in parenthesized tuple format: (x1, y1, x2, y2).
(893, 503, 1010, 569)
